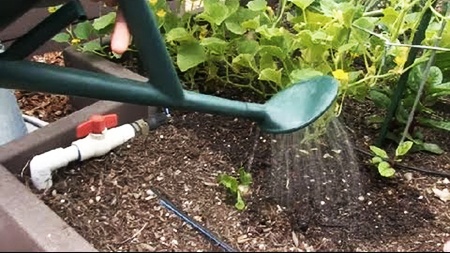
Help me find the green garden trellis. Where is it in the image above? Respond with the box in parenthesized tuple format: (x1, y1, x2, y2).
(376, 0, 437, 146)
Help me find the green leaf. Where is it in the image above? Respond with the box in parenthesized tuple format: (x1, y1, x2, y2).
(288, 0, 314, 10)
(258, 45, 285, 59)
(427, 66, 443, 87)
(225, 21, 247, 35)
(232, 53, 257, 70)
(236, 39, 259, 54)
(177, 41, 206, 72)
(239, 168, 252, 186)
(218, 174, 239, 193)
(200, 37, 228, 54)
(241, 16, 260, 30)
(74, 21, 93, 40)
(420, 142, 444, 155)
(289, 69, 323, 83)
(259, 68, 282, 85)
(256, 25, 286, 39)
(52, 32, 70, 43)
(247, 0, 267, 11)
(371, 156, 383, 164)
(430, 81, 450, 91)
(369, 145, 389, 159)
(341, 2, 362, 28)
(380, 7, 398, 33)
(428, 91, 450, 102)
(319, 0, 338, 17)
(92, 12, 116, 31)
(162, 11, 179, 32)
(369, 89, 391, 109)
(304, 10, 332, 27)
(196, 0, 229, 25)
(166, 27, 193, 42)
(418, 117, 450, 131)
(226, 0, 240, 14)
(378, 161, 395, 177)
(395, 141, 413, 157)
(352, 17, 378, 42)
(259, 54, 276, 70)
(81, 40, 102, 52)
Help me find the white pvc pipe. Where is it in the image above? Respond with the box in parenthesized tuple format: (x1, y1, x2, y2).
(30, 146, 79, 190)
(22, 114, 49, 128)
(30, 123, 137, 190)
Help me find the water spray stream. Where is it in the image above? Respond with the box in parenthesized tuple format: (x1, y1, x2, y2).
(268, 110, 363, 231)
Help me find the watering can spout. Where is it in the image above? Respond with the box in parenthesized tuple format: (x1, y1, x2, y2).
(260, 75, 338, 133)
(181, 75, 339, 133)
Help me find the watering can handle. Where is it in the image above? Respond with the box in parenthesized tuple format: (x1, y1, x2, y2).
(117, 0, 184, 100)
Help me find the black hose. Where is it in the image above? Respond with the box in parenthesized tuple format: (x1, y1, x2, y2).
(146, 112, 169, 130)
(354, 146, 450, 178)
(150, 187, 238, 252)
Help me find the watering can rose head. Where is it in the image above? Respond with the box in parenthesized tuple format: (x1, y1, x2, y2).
(258, 75, 339, 134)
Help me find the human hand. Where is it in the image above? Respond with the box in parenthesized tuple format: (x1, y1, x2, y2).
(91, 0, 130, 54)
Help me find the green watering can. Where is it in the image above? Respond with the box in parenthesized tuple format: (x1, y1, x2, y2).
(0, 0, 338, 134)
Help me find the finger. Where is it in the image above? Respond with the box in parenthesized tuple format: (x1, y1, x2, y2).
(110, 10, 131, 55)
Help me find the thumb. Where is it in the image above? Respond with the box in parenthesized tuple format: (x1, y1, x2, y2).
(110, 10, 131, 55)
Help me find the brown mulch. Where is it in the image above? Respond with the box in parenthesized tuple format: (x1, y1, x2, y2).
(18, 52, 450, 252)
(14, 51, 74, 123)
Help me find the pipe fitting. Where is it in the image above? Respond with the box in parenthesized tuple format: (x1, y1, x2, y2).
(130, 119, 150, 135)
(30, 117, 151, 190)
(29, 146, 79, 190)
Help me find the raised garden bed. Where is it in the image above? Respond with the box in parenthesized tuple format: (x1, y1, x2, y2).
(0, 46, 153, 251)
(2, 44, 450, 251)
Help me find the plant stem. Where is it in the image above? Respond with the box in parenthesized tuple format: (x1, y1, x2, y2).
(272, 0, 287, 28)
(348, 72, 396, 89)
(363, 9, 383, 17)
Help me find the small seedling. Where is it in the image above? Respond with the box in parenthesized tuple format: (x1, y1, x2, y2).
(369, 141, 413, 177)
(218, 168, 252, 210)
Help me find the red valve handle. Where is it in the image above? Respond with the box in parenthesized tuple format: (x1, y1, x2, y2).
(76, 114, 118, 138)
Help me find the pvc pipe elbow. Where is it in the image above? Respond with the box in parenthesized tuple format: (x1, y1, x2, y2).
(30, 123, 138, 190)
(30, 145, 79, 190)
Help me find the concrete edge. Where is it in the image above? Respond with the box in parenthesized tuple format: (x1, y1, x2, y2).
(0, 164, 97, 252)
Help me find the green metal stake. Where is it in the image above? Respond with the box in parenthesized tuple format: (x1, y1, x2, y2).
(376, 1, 435, 146)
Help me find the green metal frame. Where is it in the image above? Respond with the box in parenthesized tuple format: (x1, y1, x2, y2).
(0, 0, 86, 60)
(0, 0, 339, 134)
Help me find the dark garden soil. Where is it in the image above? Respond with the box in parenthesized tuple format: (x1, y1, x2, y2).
(18, 52, 450, 252)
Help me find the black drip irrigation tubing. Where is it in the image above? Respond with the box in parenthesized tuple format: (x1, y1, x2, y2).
(354, 146, 450, 178)
(150, 187, 238, 252)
